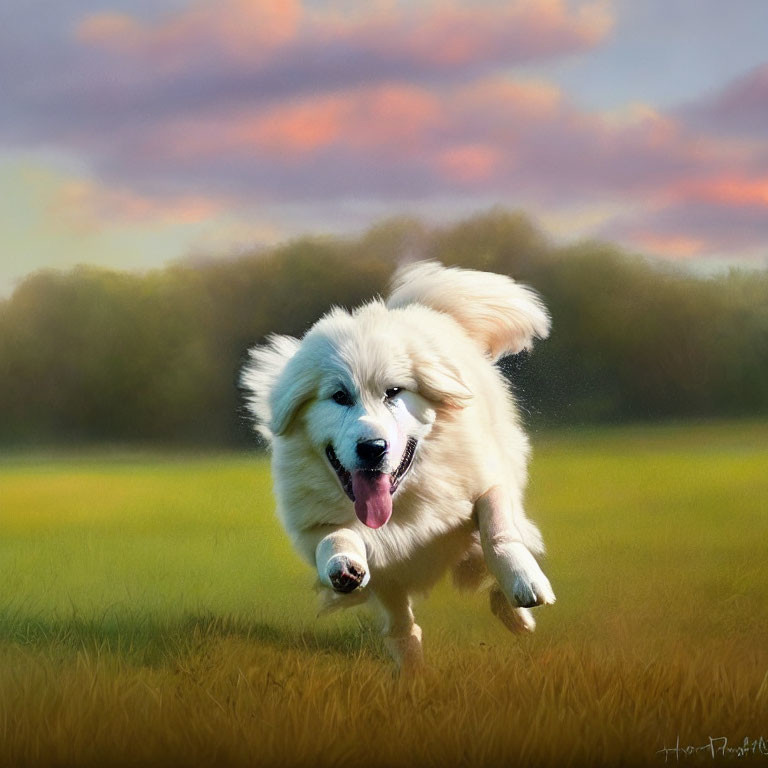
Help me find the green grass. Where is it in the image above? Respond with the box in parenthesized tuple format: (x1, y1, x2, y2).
(0, 421, 767, 767)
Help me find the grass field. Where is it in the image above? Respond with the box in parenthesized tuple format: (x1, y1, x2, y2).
(0, 421, 767, 767)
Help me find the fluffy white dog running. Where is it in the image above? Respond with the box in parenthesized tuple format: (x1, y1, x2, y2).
(242, 261, 555, 669)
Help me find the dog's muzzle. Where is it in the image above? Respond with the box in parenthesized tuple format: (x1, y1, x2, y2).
(325, 438, 418, 528)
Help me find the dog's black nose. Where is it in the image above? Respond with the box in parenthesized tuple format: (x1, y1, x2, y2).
(356, 439, 388, 466)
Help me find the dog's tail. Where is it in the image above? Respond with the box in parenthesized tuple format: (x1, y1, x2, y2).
(387, 261, 550, 362)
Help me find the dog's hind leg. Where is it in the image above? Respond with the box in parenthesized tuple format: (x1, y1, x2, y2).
(455, 538, 537, 632)
(452, 535, 492, 593)
(374, 587, 423, 674)
(475, 486, 556, 609)
(489, 585, 536, 633)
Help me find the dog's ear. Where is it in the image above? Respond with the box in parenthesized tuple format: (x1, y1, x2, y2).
(241, 334, 307, 440)
(268, 347, 320, 436)
(414, 355, 473, 409)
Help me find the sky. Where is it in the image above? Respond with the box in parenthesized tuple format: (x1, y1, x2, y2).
(2, 0, 768, 293)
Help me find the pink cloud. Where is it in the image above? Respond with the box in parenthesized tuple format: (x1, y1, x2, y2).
(671, 175, 768, 208)
(140, 83, 442, 162)
(75, 0, 611, 78)
(154, 77, 557, 165)
(604, 173, 768, 259)
(76, 13, 141, 49)
(611, 200, 768, 258)
(451, 77, 564, 129)
(11, 4, 760, 261)
(77, 0, 301, 69)
(347, 85, 442, 151)
(437, 144, 504, 183)
(626, 232, 706, 260)
(50, 178, 222, 232)
(108, 73, 759, 206)
(349, 0, 612, 69)
(241, 96, 348, 156)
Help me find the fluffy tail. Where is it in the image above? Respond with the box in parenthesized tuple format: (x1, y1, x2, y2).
(387, 261, 550, 361)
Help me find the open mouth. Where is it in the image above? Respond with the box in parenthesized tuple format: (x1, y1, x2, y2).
(324, 438, 418, 529)
(325, 444, 354, 499)
(325, 437, 418, 502)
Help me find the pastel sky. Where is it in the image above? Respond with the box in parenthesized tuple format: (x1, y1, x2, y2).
(2, 0, 768, 293)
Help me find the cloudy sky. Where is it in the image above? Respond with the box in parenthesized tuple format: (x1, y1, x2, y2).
(2, 0, 767, 292)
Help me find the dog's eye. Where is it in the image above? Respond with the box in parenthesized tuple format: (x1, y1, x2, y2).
(332, 390, 353, 406)
(385, 387, 403, 401)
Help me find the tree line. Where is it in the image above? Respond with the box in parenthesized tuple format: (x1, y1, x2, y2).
(1, 209, 766, 447)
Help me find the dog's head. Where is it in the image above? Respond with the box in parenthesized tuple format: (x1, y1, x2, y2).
(244, 302, 471, 529)
(242, 261, 549, 530)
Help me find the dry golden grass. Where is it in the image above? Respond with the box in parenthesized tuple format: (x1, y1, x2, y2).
(0, 627, 765, 767)
(0, 421, 766, 767)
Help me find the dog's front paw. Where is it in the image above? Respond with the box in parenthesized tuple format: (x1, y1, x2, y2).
(326, 554, 369, 594)
(496, 541, 556, 608)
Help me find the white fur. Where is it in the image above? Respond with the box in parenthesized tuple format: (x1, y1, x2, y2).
(241, 261, 555, 669)
(389, 261, 550, 359)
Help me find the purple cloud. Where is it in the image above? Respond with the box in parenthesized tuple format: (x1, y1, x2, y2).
(2, 0, 767, 262)
(679, 61, 768, 138)
(1, 0, 612, 144)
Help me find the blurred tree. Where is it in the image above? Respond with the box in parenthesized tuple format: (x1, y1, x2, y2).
(0, 211, 765, 447)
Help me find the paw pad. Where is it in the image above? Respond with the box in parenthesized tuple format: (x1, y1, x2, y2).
(329, 557, 366, 593)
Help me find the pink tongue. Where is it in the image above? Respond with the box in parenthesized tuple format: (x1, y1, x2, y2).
(352, 471, 393, 528)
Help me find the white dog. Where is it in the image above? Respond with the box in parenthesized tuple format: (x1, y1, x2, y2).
(242, 261, 555, 669)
